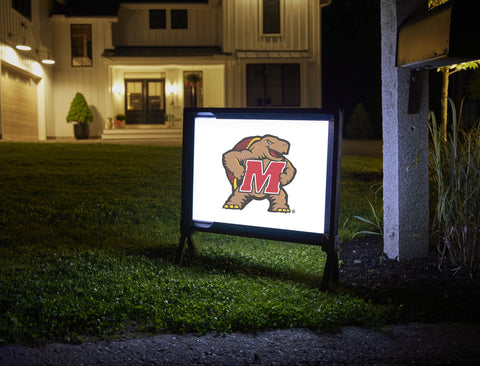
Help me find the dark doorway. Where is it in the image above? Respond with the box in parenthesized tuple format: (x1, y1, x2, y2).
(125, 79, 165, 124)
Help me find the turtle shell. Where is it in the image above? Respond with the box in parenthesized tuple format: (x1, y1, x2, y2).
(226, 136, 260, 187)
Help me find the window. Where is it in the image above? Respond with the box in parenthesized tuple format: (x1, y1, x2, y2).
(148, 81, 165, 111)
(12, 0, 31, 20)
(149, 9, 166, 29)
(126, 81, 143, 111)
(149, 9, 188, 30)
(247, 64, 300, 107)
(171, 9, 188, 29)
(71, 25, 92, 67)
(263, 0, 281, 34)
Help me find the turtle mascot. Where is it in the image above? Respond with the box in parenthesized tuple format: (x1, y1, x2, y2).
(222, 135, 296, 212)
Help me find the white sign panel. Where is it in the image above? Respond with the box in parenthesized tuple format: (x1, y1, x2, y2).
(191, 117, 331, 235)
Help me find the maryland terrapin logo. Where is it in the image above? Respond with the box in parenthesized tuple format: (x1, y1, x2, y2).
(222, 135, 296, 212)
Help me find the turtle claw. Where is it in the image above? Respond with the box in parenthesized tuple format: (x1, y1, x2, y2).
(224, 204, 240, 209)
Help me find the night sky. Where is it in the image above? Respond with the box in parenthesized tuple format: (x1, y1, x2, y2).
(322, 0, 382, 139)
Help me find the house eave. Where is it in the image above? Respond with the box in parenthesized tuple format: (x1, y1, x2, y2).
(102, 55, 231, 66)
(102, 46, 232, 64)
(50, 14, 119, 23)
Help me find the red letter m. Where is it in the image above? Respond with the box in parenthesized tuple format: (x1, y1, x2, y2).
(239, 160, 286, 194)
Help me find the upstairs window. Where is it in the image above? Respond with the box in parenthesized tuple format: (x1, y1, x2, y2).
(262, 0, 281, 34)
(149, 9, 166, 29)
(12, 0, 31, 20)
(71, 24, 92, 67)
(171, 9, 188, 29)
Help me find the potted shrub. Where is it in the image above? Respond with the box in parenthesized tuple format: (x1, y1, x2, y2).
(66, 92, 93, 139)
(115, 114, 126, 128)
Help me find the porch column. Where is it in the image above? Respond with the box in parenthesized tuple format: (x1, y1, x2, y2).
(381, 0, 429, 260)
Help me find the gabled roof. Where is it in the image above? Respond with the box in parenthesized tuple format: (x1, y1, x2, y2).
(50, 0, 120, 17)
(50, 0, 208, 17)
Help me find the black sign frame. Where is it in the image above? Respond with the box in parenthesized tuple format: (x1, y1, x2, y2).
(176, 108, 342, 289)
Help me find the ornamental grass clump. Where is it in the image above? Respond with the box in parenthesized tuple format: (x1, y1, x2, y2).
(429, 99, 480, 279)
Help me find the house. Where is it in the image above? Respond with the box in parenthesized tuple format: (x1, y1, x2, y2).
(0, 0, 331, 141)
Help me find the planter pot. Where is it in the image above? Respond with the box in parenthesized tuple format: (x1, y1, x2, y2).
(74, 123, 89, 140)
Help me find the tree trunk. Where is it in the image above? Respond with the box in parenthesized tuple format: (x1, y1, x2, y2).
(440, 68, 449, 141)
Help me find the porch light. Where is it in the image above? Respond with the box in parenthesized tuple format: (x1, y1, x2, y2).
(112, 83, 125, 95)
(167, 82, 178, 95)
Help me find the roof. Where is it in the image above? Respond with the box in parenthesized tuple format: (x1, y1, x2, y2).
(50, 0, 120, 17)
(50, 0, 208, 17)
(102, 46, 226, 58)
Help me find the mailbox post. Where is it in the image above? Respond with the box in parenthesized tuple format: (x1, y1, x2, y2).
(381, 0, 479, 261)
(381, 0, 430, 260)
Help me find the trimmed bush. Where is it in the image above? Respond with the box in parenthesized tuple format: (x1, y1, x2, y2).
(345, 103, 374, 140)
(66, 92, 93, 124)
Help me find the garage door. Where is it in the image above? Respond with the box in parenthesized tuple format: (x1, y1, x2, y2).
(1, 65, 38, 140)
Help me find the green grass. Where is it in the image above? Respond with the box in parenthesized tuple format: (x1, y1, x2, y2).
(339, 155, 383, 240)
(0, 142, 383, 344)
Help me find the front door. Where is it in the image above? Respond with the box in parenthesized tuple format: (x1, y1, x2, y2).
(125, 79, 165, 124)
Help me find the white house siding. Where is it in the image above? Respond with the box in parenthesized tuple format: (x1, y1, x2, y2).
(222, 0, 323, 108)
(202, 66, 225, 107)
(50, 18, 113, 138)
(1, 0, 36, 54)
(52, 67, 108, 138)
(0, 0, 54, 140)
(223, 0, 312, 52)
(113, 4, 221, 47)
(224, 60, 244, 108)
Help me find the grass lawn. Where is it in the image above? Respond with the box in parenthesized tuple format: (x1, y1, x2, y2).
(0, 142, 383, 344)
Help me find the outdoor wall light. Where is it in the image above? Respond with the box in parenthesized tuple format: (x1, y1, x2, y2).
(37, 50, 55, 65)
(10, 23, 31, 51)
(16, 42, 31, 51)
(41, 56, 55, 65)
(8, 32, 31, 51)
(167, 82, 178, 95)
(112, 83, 125, 95)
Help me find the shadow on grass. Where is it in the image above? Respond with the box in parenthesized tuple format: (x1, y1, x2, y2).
(122, 238, 325, 288)
(184, 249, 324, 289)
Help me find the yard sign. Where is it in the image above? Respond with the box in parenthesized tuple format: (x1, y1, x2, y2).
(177, 108, 342, 289)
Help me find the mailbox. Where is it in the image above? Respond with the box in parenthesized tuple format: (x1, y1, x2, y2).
(397, 0, 480, 68)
